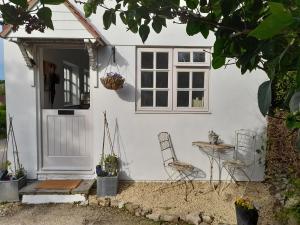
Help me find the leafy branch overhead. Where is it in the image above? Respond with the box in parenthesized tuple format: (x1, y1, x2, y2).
(1, 0, 300, 147)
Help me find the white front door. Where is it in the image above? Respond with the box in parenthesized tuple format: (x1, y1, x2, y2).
(42, 109, 92, 171)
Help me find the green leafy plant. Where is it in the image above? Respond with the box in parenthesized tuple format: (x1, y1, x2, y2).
(103, 153, 119, 176)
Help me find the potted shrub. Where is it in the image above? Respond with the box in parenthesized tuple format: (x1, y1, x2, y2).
(235, 197, 259, 225)
(96, 153, 119, 197)
(0, 161, 26, 202)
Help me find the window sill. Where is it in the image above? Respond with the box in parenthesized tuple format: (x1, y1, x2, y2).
(135, 110, 212, 114)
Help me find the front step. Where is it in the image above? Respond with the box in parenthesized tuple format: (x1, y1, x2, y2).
(19, 180, 95, 204)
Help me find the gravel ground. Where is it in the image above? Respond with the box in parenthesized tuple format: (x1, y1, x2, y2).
(116, 181, 277, 225)
(0, 203, 166, 225)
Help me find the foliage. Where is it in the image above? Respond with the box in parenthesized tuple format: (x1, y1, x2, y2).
(102, 153, 119, 176)
(277, 178, 300, 224)
(0, 104, 6, 139)
(272, 72, 297, 110)
(0, 81, 5, 96)
(235, 197, 255, 210)
(1, 1, 300, 147)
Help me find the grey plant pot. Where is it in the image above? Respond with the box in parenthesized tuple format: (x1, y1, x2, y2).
(0, 176, 26, 202)
(97, 175, 118, 197)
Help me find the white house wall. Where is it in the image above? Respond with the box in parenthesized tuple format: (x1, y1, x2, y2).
(3, 1, 268, 181)
(4, 41, 38, 179)
(94, 46, 267, 181)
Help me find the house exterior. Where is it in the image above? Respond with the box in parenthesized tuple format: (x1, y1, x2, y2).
(1, 0, 267, 181)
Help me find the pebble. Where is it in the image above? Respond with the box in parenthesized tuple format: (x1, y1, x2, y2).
(185, 212, 202, 225)
(146, 212, 161, 221)
(160, 214, 179, 223)
(202, 214, 214, 224)
(124, 202, 139, 214)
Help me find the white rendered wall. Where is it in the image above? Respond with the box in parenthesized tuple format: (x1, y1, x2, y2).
(93, 45, 267, 181)
(3, 2, 268, 181)
(4, 41, 38, 179)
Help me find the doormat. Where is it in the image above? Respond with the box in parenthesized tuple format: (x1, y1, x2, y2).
(35, 180, 82, 190)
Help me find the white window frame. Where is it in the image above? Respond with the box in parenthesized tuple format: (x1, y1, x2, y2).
(174, 48, 210, 66)
(136, 47, 210, 113)
(136, 48, 172, 111)
(83, 69, 90, 93)
(173, 68, 209, 112)
(63, 61, 79, 106)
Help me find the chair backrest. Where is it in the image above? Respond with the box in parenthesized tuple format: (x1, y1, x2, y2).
(234, 129, 257, 165)
(158, 132, 177, 167)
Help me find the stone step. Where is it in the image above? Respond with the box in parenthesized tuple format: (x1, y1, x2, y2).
(19, 180, 95, 204)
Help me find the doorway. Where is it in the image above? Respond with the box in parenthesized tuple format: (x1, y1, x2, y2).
(40, 48, 92, 172)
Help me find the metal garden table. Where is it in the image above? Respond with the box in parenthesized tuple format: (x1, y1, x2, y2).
(192, 141, 234, 191)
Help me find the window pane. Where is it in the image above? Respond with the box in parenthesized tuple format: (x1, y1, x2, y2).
(141, 91, 153, 107)
(156, 72, 168, 88)
(192, 91, 204, 107)
(178, 52, 190, 62)
(141, 52, 153, 69)
(156, 91, 168, 107)
(177, 72, 189, 88)
(193, 52, 205, 62)
(192, 72, 204, 88)
(141, 71, 153, 88)
(156, 52, 168, 69)
(177, 91, 189, 107)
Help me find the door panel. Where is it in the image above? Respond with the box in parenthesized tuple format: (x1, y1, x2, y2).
(42, 109, 92, 171)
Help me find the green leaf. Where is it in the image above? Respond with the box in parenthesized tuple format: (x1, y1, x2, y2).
(249, 2, 294, 40)
(40, 0, 65, 5)
(103, 10, 114, 30)
(257, 80, 272, 116)
(139, 24, 150, 43)
(84, 2, 93, 17)
(9, 0, 28, 8)
(128, 19, 138, 33)
(185, 0, 198, 9)
(120, 12, 127, 25)
(37, 7, 54, 30)
(212, 53, 225, 69)
(289, 92, 300, 112)
(186, 19, 201, 36)
(152, 17, 163, 33)
(0, 4, 20, 25)
(286, 112, 300, 129)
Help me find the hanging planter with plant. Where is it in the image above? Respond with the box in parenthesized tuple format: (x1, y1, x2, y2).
(100, 47, 125, 90)
(235, 197, 259, 225)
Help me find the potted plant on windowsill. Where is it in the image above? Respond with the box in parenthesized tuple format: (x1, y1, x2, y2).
(96, 153, 119, 197)
(235, 197, 259, 225)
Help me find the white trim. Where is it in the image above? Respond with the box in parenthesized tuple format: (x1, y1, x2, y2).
(136, 48, 172, 111)
(174, 48, 211, 66)
(173, 68, 209, 112)
(136, 47, 210, 113)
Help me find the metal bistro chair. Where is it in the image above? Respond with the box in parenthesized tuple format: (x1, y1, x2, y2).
(158, 132, 196, 190)
(223, 129, 257, 184)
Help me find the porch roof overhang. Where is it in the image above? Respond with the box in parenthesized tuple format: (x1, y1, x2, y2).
(0, 0, 106, 46)
(11, 37, 99, 70)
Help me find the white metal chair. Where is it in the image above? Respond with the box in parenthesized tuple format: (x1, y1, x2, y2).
(158, 132, 196, 199)
(223, 129, 257, 184)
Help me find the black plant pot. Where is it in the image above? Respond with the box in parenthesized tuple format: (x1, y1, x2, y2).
(235, 204, 258, 225)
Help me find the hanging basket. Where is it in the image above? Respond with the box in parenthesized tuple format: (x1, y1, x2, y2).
(100, 72, 125, 90)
